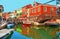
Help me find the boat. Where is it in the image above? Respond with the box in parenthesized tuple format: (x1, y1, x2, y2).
(44, 22, 59, 26)
(0, 21, 7, 29)
(0, 29, 14, 39)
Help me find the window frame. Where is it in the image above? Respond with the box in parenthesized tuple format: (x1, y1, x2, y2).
(50, 8, 54, 12)
(38, 6, 40, 12)
(44, 7, 47, 12)
(32, 8, 36, 13)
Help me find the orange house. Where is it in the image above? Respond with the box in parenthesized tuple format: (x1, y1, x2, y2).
(3, 12, 10, 20)
(21, 2, 56, 35)
(22, 2, 56, 22)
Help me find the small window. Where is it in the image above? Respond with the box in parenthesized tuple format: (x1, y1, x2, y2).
(25, 12, 28, 14)
(27, 9, 29, 14)
(32, 8, 36, 13)
(38, 7, 40, 12)
(0, 9, 2, 12)
(51, 8, 54, 12)
(44, 7, 47, 12)
(29, 10, 31, 13)
(16, 14, 19, 16)
(58, 7, 60, 11)
(20, 12, 22, 15)
(23, 12, 27, 14)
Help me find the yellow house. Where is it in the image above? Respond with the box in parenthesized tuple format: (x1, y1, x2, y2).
(16, 8, 22, 18)
(0, 5, 4, 17)
(17, 9, 22, 14)
(0, 13, 2, 17)
(16, 8, 22, 16)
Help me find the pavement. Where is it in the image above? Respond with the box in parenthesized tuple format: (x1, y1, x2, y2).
(0, 29, 14, 38)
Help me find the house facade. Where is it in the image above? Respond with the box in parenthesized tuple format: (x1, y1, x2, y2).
(22, 2, 56, 22)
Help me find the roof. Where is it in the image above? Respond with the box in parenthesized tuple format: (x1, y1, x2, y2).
(33, 2, 42, 6)
(22, 4, 32, 9)
(43, 4, 56, 7)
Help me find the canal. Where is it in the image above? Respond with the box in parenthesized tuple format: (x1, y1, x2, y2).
(6, 23, 59, 39)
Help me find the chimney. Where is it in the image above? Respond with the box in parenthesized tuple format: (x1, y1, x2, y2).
(34, 0, 37, 6)
(33, 0, 40, 6)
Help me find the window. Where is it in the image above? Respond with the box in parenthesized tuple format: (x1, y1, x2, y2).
(25, 12, 27, 14)
(58, 7, 60, 11)
(16, 14, 19, 16)
(27, 9, 29, 14)
(23, 12, 27, 14)
(29, 10, 31, 13)
(38, 7, 40, 12)
(0, 9, 2, 12)
(50, 8, 54, 12)
(32, 8, 36, 13)
(45, 14, 50, 18)
(44, 7, 47, 12)
(57, 7, 60, 14)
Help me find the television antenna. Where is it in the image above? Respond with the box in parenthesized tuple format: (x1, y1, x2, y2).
(44, 0, 55, 4)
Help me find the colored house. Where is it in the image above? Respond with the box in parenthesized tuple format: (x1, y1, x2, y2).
(3, 12, 10, 20)
(0, 5, 4, 17)
(0, 5, 4, 12)
(16, 8, 22, 19)
(3, 12, 16, 20)
(22, 2, 56, 22)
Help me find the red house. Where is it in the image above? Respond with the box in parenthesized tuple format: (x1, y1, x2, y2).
(21, 2, 57, 35)
(22, 2, 56, 22)
(3, 12, 10, 20)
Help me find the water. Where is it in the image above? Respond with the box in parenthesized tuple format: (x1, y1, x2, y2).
(10, 31, 32, 39)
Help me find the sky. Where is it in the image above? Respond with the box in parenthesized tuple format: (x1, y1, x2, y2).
(0, 0, 56, 12)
